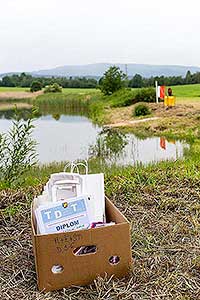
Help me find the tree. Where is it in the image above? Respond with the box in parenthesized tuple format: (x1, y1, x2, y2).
(185, 70, 192, 84)
(30, 81, 42, 92)
(100, 66, 126, 95)
(1, 76, 15, 87)
(129, 74, 143, 88)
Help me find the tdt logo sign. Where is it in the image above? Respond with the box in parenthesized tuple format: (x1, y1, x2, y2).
(41, 198, 87, 224)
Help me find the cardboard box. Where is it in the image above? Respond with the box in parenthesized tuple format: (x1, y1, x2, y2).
(31, 198, 132, 292)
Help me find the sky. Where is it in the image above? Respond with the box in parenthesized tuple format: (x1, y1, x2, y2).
(0, 0, 200, 73)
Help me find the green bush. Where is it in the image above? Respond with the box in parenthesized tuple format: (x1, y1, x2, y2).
(134, 88, 156, 103)
(30, 81, 42, 92)
(134, 104, 151, 117)
(44, 83, 62, 93)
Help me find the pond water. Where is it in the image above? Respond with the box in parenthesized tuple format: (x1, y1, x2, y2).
(0, 106, 189, 165)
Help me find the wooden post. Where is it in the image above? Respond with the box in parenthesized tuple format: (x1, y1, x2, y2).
(155, 81, 159, 104)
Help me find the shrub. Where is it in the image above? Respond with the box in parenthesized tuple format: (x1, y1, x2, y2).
(30, 81, 42, 92)
(134, 88, 156, 103)
(134, 104, 151, 117)
(44, 83, 62, 93)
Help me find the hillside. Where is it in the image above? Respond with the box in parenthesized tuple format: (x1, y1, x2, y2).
(31, 63, 200, 78)
(1, 63, 200, 79)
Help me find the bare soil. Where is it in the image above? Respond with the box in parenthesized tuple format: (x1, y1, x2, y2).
(106, 102, 200, 126)
(0, 90, 43, 100)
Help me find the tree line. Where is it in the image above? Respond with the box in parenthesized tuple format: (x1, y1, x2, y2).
(0, 73, 97, 88)
(128, 70, 200, 88)
(0, 70, 200, 89)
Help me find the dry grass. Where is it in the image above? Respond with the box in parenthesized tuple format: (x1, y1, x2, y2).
(1, 169, 200, 299)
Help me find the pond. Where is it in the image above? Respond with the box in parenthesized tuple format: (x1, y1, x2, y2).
(0, 105, 189, 165)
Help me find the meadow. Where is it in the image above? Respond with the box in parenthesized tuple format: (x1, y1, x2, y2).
(171, 83, 200, 98)
(0, 83, 200, 98)
(0, 86, 98, 94)
(0, 86, 29, 92)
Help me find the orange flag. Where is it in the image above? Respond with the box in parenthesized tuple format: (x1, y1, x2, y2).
(160, 86, 165, 99)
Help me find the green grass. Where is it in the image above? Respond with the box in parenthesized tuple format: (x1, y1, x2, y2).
(0, 86, 99, 94)
(0, 87, 29, 92)
(1, 83, 199, 98)
(170, 84, 200, 98)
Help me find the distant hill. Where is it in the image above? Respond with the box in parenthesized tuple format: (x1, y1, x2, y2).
(1, 63, 200, 78)
(31, 63, 200, 78)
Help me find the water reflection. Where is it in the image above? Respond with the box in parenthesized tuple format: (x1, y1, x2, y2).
(89, 128, 128, 158)
(90, 129, 188, 165)
(0, 107, 34, 120)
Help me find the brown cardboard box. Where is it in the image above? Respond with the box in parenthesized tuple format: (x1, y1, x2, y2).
(31, 198, 132, 292)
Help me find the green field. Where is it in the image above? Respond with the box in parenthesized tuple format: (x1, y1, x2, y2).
(0, 86, 98, 94)
(171, 84, 200, 98)
(0, 87, 29, 92)
(0, 84, 199, 98)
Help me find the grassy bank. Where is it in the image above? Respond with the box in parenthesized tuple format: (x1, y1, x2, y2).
(34, 88, 141, 124)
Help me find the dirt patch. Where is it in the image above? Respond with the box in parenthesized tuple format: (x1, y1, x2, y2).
(149, 102, 200, 117)
(106, 102, 200, 127)
(0, 90, 43, 100)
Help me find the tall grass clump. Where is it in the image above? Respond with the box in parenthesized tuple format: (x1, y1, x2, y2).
(0, 115, 38, 187)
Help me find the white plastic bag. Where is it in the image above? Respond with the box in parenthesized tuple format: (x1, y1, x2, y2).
(64, 161, 105, 223)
